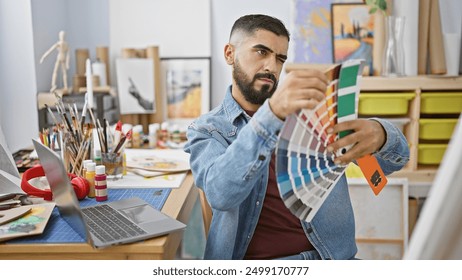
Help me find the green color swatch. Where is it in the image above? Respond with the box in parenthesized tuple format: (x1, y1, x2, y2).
(339, 65, 359, 88)
(338, 93, 356, 118)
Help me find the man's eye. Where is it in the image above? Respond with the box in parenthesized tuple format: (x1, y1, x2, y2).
(257, 49, 267, 55)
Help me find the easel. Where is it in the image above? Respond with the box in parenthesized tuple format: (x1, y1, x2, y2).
(120, 46, 164, 134)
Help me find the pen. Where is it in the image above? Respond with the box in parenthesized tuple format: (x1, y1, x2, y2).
(81, 93, 88, 132)
(73, 103, 79, 123)
(103, 118, 108, 153)
(105, 118, 114, 147)
(47, 129, 51, 147)
(45, 104, 60, 127)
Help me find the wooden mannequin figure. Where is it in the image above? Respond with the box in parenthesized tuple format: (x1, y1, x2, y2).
(40, 30, 70, 92)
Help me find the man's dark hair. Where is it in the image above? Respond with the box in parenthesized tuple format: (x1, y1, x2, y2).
(230, 14, 290, 41)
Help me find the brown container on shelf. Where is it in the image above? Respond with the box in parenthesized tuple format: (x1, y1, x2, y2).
(76, 49, 90, 76)
(72, 74, 86, 93)
(96, 46, 110, 86)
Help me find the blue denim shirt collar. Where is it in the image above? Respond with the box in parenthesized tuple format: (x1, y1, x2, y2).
(222, 85, 251, 124)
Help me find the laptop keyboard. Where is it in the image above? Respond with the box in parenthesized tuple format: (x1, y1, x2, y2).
(82, 204, 147, 243)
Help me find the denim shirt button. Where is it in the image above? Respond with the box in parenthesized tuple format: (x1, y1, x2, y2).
(258, 155, 266, 161)
(256, 201, 260, 206)
(306, 228, 313, 234)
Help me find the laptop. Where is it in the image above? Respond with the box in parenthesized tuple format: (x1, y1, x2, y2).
(0, 125, 22, 194)
(32, 139, 186, 248)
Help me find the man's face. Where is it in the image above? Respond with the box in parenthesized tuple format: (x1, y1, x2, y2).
(230, 30, 288, 105)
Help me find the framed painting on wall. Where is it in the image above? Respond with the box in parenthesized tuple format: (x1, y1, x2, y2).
(331, 3, 375, 75)
(160, 58, 210, 129)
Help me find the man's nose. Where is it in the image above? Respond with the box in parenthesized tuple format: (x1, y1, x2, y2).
(263, 56, 279, 74)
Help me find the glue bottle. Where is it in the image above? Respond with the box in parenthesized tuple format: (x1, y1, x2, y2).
(94, 148, 102, 165)
(148, 123, 159, 149)
(95, 165, 108, 202)
(82, 159, 93, 178)
(86, 162, 96, 198)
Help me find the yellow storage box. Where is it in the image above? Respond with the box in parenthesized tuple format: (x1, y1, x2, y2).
(419, 118, 458, 140)
(418, 144, 448, 165)
(359, 93, 415, 115)
(421, 92, 462, 114)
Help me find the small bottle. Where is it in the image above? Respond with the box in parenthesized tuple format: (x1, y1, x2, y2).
(171, 124, 180, 144)
(86, 162, 96, 198)
(158, 122, 169, 148)
(82, 159, 93, 178)
(132, 125, 143, 148)
(92, 59, 107, 87)
(148, 123, 159, 149)
(95, 165, 108, 202)
(94, 148, 102, 165)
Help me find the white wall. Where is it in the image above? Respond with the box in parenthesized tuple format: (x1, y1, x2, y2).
(210, 0, 292, 108)
(108, 0, 211, 87)
(32, 0, 109, 92)
(0, 0, 39, 152)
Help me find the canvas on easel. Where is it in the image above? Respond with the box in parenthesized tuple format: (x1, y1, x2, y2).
(117, 46, 164, 133)
(116, 58, 156, 114)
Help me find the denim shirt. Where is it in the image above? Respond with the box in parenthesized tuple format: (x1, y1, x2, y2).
(184, 86, 410, 260)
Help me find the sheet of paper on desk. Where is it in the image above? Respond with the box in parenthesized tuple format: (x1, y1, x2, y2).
(107, 171, 187, 189)
(107, 148, 190, 189)
(125, 148, 190, 166)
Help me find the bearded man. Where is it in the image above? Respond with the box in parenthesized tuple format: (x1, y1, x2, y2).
(184, 14, 409, 260)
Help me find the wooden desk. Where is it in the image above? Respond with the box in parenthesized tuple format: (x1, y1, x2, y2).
(0, 172, 198, 260)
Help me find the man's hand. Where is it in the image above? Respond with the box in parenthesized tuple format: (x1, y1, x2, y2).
(269, 69, 328, 120)
(326, 119, 386, 165)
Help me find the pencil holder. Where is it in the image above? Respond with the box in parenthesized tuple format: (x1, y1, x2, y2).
(101, 152, 123, 180)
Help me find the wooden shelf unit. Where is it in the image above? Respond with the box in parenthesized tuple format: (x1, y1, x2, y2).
(360, 76, 462, 182)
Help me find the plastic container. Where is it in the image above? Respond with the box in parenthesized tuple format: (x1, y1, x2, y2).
(419, 118, 458, 140)
(85, 162, 96, 198)
(418, 144, 448, 165)
(359, 93, 415, 115)
(95, 165, 108, 202)
(420, 92, 462, 114)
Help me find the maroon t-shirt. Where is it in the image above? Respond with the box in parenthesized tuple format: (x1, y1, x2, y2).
(244, 111, 313, 259)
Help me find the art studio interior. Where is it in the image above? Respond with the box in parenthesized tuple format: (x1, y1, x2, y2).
(0, 0, 461, 261)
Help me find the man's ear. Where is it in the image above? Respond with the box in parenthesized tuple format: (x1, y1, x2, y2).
(224, 44, 234, 65)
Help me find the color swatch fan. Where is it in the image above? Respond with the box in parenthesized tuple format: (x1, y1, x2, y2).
(276, 60, 386, 222)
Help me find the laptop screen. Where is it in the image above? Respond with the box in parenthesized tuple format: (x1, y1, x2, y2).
(32, 139, 91, 243)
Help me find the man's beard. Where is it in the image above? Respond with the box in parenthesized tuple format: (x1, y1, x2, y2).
(233, 59, 278, 105)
